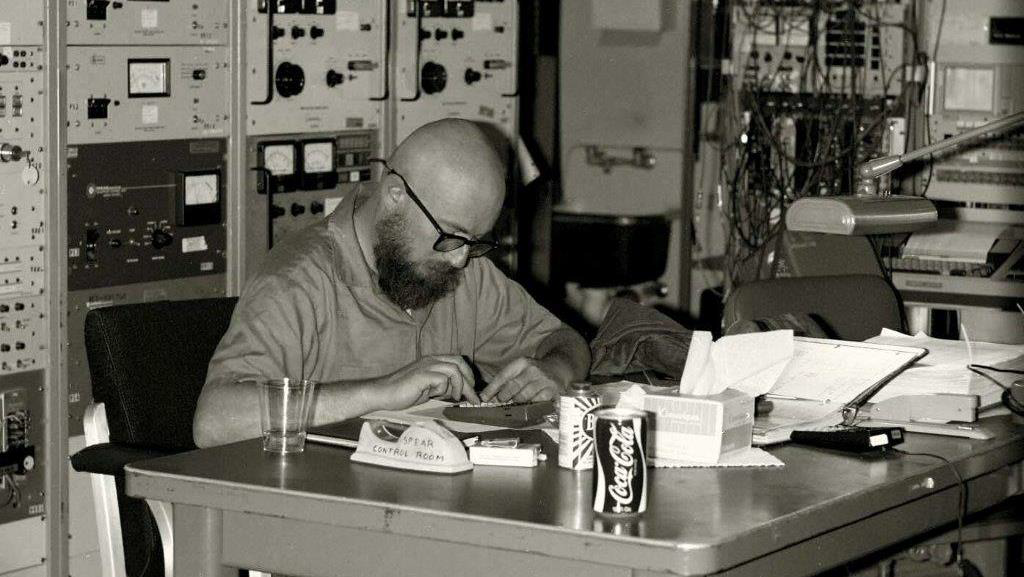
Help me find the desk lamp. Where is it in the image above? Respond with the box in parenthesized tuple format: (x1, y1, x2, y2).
(786, 111, 1024, 235)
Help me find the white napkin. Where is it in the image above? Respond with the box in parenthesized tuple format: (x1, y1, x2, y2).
(650, 447, 784, 468)
(678, 330, 795, 397)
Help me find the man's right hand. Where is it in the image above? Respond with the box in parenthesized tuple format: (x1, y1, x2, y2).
(382, 355, 480, 409)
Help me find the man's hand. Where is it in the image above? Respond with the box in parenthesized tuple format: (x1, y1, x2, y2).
(479, 357, 563, 403)
(382, 355, 480, 409)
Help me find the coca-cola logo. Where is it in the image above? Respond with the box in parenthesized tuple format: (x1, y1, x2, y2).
(607, 423, 636, 513)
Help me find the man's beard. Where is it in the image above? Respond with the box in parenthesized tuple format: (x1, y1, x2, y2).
(374, 211, 462, 310)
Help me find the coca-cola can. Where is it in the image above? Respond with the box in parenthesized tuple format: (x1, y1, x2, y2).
(558, 382, 602, 470)
(592, 408, 648, 515)
(593, 515, 647, 537)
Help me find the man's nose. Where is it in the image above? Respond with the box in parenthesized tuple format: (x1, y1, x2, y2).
(443, 245, 470, 269)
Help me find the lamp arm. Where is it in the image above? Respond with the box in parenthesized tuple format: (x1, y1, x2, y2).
(858, 110, 1024, 180)
(903, 110, 1024, 163)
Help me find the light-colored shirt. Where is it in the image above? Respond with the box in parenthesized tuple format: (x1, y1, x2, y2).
(206, 191, 564, 387)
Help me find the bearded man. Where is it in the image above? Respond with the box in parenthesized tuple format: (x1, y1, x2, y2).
(194, 119, 590, 448)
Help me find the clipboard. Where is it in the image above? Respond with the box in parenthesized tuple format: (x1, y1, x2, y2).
(753, 337, 928, 445)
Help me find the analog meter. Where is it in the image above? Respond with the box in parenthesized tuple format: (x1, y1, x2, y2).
(302, 141, 336, 174)
(128, 59, 171, 97)
(261, 143, 297, 176)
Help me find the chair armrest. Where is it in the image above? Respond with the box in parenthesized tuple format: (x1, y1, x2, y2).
(70, 443, 173, 476)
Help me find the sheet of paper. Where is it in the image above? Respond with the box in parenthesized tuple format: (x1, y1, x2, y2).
(651, 447, 783, 468)
(753, 406, 845, 446)
(769, 338, 925, 404)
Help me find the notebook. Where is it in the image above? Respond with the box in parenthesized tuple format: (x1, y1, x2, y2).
(753, 337, 928, 445)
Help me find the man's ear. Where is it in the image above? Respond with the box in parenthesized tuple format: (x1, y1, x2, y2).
(381, 175, 406, 205)
(376, 178, 402, 212)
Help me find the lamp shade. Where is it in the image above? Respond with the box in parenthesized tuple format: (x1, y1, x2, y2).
(785, 195, 938, 235)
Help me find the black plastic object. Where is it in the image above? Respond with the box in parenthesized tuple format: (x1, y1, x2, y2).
(421, 61, 448, 94)
(551, 212, 670, 287)
(790, 427, 905, 453)
(442, 401, 556, 428)
(275, 62, 306, 98)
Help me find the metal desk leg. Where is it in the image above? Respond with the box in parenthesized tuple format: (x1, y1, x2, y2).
(174, 504, 234, 577)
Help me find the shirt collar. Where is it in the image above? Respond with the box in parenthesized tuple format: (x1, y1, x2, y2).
(328, 188, 376, 290)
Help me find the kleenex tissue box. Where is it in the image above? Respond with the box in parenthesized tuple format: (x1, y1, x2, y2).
(642, 389, 754, 463)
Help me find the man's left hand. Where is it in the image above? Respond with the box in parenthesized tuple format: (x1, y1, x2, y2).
(479, 358, 563, 403)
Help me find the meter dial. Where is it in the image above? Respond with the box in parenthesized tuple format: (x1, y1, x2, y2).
(302, 141, 335, 174)
(184, 173, 219, 206)
(128, 60, 170, 97)
(262, 144, 296, 176)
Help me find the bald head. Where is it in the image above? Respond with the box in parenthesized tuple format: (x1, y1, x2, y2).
(387, 119, 506, 236)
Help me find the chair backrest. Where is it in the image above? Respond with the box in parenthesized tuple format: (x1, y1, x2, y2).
(84, 297, 237, 577)
(84, 297, 238, 452)
(722, 275, 904, 342)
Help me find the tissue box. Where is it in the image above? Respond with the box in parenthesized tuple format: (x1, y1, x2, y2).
(642, 389, 754, 463)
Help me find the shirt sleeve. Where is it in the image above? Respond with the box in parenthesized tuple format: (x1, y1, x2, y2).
(205, 268, 324, 387)
(467, 258, 566, 378)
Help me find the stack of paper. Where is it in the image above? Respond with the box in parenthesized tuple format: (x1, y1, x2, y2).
(866, 329, 1023, 407)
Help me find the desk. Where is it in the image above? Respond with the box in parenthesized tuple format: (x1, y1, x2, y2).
(126, 416, 1024, 577)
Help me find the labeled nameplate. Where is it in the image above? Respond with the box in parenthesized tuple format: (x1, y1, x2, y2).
(350, 420, 472, 474)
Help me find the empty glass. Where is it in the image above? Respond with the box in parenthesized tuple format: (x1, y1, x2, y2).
(259, 378, 317, 453)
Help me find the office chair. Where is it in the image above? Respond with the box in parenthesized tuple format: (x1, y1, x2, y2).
(70, 297, 239, 577)
(722, 274, 905, 341)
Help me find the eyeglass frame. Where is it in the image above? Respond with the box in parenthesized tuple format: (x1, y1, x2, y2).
(369, 158, 498, 258)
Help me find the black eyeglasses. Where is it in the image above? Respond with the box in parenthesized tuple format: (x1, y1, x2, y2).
(370, 158, 498, 258)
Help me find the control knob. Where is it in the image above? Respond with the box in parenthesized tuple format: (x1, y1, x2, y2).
(275, 62, 306, 98)
(420, 61, 447, 95)
(0, 143, 24, 163)
(150, 228, 174, 249)
(326, 69, 345, 88)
